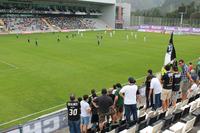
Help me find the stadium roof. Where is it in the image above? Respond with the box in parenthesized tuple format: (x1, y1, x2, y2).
(3, 0, 115, 4)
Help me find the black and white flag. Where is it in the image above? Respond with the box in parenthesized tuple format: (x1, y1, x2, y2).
(164, 32, 176, 66)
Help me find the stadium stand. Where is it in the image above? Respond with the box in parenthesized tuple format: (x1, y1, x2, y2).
(2, 17, 50, 32)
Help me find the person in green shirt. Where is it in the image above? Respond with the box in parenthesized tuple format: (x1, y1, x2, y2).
(114, 83, 124, 122)
(196, 57, 200, 79)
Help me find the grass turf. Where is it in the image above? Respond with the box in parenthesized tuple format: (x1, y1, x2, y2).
(0, 30, 199, 129)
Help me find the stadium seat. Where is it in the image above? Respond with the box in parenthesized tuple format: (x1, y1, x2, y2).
(182, 99, 189, 107)
(111, 123, 120, 130)
(166, 107, 175, 116)
(107, 129, 115, 133)
(115, 124, 127, 133)
(137, 119, 148, 131)
(146, 110, 155, 119)
(138, 108, 146, 117)
(148, 114, 158, 125)
(169, 122, 185, 133)
(138, 114, 146, 124)
(158, 111, 166, 120)
(188, 96, 195, 103)
(172, 110, 182, 123)
(181, 105, 190, 118)
(174, 102, 183, 110)
(139, 126, 153, 133)
(127, 125, 136, 133)
(189, 101, 198, 112)
(180, 115, 196, 133)
(177, 98, 182, 103)
(162, 129, 175, 133)
(192, 108, 200, 126)
(150, 120, 164, 133)
(195, 98, 200, 108)
(161, 115, 173, 130)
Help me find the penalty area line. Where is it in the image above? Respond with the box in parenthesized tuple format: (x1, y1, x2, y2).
(0, 59, 18, 69)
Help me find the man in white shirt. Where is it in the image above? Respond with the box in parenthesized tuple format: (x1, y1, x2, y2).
(148, 75, 162, 110)
(80, 95, 91, 133)
(120, 77, 140, 124)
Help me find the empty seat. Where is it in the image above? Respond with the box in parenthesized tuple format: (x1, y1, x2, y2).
(177, 98, 182, 103)
(139, 126, 152, 133)
(115, 124, 127, 133)
(175, 102, 183, 110)
(181, 106, 190, 118)
(180, 115, 196, 133)
(172, 110, 182, 123)
(182, 99, 189, 107)
(137, 119, 148, 131)
(127, 125, 136, 133)
(192, 109, 200, 126)
(151, 120, 163, 133)
(169, 122, 185, 133)
(138, 114, 146, 124)
(107, 129, 115, 133)
(148, 115, 158, 125)
(158, 111, 166, 120)
(162, 115, 173, 130)
(146, 111, 155, 119)
(188, 96, 195, 103)
(166, 107, 175, 116)
(162, 129, 175, 133)
(196, 98, 200, 108)
(189, 101, 198, 112)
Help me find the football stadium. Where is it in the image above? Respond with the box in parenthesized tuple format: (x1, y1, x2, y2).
(0, 0, 200, 133)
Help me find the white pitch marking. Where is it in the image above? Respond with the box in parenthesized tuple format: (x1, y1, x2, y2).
(0, 59, 18, 69)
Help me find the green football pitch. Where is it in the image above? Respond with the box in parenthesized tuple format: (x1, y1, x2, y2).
(0, 30, 199, 128)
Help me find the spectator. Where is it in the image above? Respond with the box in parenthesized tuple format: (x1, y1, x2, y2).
(188, 79, 198, 98)
(148, 75, 162, 110)
(145, 69, 154, 109)
(66, 94, 81, 133)
(88, 89, 99, 131)
(161, 65, 173, 111)
(188, 62, 193, 72)
(191, 69, 198, 82)
(113, 83, 123, 122)
(80, 95, 91, 133)
(112, 84, 117, 95)
(93, 88, 113, 132)
(172, 66, 181, 107)
(196, 57, 200, 79)
(108, 88, 115, 102)
(120, 77, 139, 124)
(178, 59, 193, 101)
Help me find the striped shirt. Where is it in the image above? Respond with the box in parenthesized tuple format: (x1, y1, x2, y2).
(181, 64, 189, 81)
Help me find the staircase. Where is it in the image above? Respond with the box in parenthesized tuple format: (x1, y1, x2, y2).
(41, 18, 56, 31)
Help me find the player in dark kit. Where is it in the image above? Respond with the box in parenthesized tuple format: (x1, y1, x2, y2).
(57, 36, 60, 42)
(97, 35, 100, 46)
(16, 34, 19, 39)
(67, 94, 81, 133)
(28, 38, 30, 43)
(35, 39, 38, 46)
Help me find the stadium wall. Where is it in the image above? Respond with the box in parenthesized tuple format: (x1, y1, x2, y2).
(116, 3, 131, 28)
(100, 5, 116, 28)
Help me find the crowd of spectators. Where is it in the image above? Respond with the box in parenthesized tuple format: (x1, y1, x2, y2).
(0, 16, 96, 32)
(66, 58, 200, 133)
(46, 17, 95, 30)
(2, 17, 50, 32)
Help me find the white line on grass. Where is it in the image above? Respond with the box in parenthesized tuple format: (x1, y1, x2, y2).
(0, 59, 18, 69)
(0, 58, 198, 127)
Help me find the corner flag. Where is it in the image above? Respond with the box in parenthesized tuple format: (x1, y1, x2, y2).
(164, 32, 176, 66)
